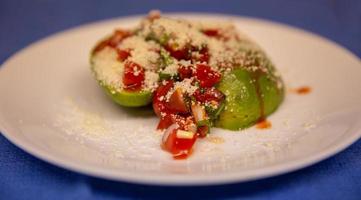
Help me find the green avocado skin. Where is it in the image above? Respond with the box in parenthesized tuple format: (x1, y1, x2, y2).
(102, 84, 153, 107)
(216, 68, 284, 130)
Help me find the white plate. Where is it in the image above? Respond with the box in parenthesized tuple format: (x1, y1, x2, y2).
(0, 13, 360, 185)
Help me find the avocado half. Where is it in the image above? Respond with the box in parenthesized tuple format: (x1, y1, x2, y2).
(215, 48, 284, 130)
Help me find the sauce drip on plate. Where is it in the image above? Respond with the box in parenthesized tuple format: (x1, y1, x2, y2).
(256, 119, 272, 129)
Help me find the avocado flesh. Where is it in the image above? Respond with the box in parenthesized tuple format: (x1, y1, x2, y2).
(216, 68, 259, 130)
(102, 84, 152, 107)
(216, 68, 284, 130)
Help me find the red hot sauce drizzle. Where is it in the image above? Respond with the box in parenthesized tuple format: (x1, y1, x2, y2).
(256, 119, 272, 129)
(252, 69, 271, 130)
(295, 86, 311, 95)
(244, 50, 274, 130)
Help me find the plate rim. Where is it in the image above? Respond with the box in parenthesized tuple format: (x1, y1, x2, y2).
(0, 13, 360, 186)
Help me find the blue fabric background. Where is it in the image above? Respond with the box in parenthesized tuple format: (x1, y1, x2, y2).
(0, 0, 360, 199)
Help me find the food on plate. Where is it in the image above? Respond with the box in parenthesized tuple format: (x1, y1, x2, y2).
(90, 11, 284, 159)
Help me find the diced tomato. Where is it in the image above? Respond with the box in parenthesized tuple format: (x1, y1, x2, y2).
(197, 125, 209, 138)
(117, 49, 131, 61)
(123, 61, 144, 91)
(162, 114, 186, 130)
(157, 113, 196, 131)
(157, 114, 180, 130)
(168, 88, 188, 113)
(163, 128, 179, 154)
(92, 39, 109, 54)
(178, 65, 193, 80)
(202, 29, 221, 37)
(154, 80, 174, 101)
(193, 87, 224, 103)
(109, 29, 131, 47)
(162, 125, 197, 158)
(153, 101, 165, 118)
(175, 135, 196, 152)
(153, 80, 189, 118)
(162, 124, 178, 150)
(197, 47, 209, 63)
(157, 114, 174, 130)
(93, 29, 131, 53)
(165, 44, 190, 60)
(195, 64, 221, 88)
(153, 80, 174, 117)
(202, 29, 229, 41)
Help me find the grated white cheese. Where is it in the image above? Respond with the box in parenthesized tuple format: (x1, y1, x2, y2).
(144, 71, 159, 91)
(161, 62, 179, 75)
(140, 18, 207, 49)
(119, 36, 160, 70)
(179, 60, 192, 66)
(165, 78, 198, 102)
(174, 78, 198, 95)
(91, 47, 124, 90)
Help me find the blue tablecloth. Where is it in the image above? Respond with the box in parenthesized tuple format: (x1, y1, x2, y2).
(0, 0, 360, 199)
